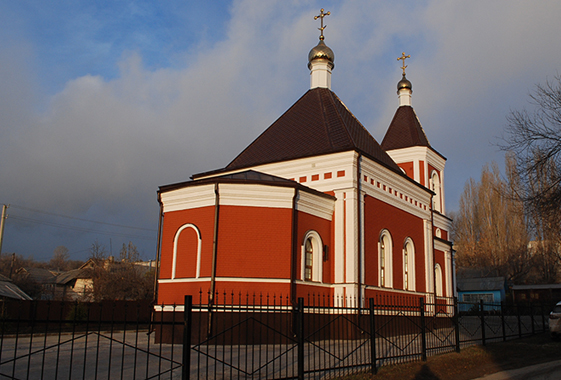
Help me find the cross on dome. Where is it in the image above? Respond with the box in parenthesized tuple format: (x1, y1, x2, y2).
(314, 8, 330, 41)
(397, 52, 411, 76)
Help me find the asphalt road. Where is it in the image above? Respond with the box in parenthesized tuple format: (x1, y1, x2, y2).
(474, 360, 561, 380)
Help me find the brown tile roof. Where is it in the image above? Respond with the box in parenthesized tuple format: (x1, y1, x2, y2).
(223, 88, 401, 174)
(381, 106, 431, 151)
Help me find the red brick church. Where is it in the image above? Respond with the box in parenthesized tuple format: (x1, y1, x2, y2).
(155, 14, 453, 308)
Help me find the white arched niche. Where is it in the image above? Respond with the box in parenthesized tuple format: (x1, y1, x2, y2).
(172, 223, 202, 279)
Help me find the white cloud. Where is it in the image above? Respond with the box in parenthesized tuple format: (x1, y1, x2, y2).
(2, 0, 561, 257)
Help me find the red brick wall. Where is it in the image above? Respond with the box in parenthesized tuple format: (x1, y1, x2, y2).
(398, 161, 414, 180)
(433, 226, 449, 240)
(159, 206, 216, 280)
(363, 196, 426, 292)
(157, 280, 291, 305)
(216, 205, 292, 279)
(434, 249, 447, 297)
(157, 202, 335, 304)
(297, 211, 333, 284)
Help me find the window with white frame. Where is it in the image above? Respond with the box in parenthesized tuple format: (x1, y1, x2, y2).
(435, 263, 443, 297)
(379, 230, 393, 288)
(301, 230, 323, 282)
(431, 171, 441, 213)
(403, 238, 415, 291)
(304, 238, 313, 281)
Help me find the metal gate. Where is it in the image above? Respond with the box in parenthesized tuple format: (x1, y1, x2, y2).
(0, 300, 184, 379)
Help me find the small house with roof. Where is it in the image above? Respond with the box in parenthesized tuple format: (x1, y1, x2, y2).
(155, 11, 454, 308)
(54, 267, 93, 301)
(14, 267, 58, 300)
(456, 276, 506, 311)
(0, 274, 32, 301)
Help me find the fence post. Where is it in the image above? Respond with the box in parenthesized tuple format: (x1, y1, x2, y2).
(182, 295, 192, 380)
(420, 297, 427, 361)
(453, 297, 460, 353)
(501, 301, 506, 342)
(297, 297, 304, 380)
(480, 300, 486, 346)
(369, 298, 377, 374)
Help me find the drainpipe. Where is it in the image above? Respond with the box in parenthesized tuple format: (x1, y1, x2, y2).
(290, 188, 299, 307)
(153, 193, 164, 304)
(357, 153, 363, 311)
(452, 247, 457, 298)
(431, 194, 437, 302)
(208, 183, 220, 337)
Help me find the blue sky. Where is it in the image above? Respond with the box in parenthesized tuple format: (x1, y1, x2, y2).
(1, 0, 561, 262)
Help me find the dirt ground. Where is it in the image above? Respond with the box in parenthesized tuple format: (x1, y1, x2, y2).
(338, 333, 561, 380)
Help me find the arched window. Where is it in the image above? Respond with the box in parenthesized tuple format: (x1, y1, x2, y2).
(301, 231, 323, 282)
(431, 171, 441, 213)
(379, 230, 393, 288)
(403, 238, 416, 291)
(435, 264, 443, 297)
(304, 238, 313, 281)
(172, 223, 202, 279)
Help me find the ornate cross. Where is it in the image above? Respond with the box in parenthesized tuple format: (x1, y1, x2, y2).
(397, 52, 411, 75)
(314, 8, 330, 40)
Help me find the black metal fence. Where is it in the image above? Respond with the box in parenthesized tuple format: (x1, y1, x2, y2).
(0, 294, 551, 379)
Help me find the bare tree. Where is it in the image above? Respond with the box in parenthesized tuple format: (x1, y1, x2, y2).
(89, 240, 107, 263)
(50, 246, 69, 271)
(88, 241, 153, 301)
(452, 159, 530, 282)
(502, 75, 561, 215)
(525, 153, 561, 283)
(500, 77, 561, 282)
(119, 241, 140, 263)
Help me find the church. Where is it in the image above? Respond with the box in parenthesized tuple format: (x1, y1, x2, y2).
(155, 11, 454, 308)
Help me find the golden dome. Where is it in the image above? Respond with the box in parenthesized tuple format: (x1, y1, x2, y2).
(397, 74, 412, 92)
(308, 40, 335, 69)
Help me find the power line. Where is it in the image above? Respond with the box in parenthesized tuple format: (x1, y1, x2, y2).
(9, 204, 157, 232)
(9, 215, 156, 241)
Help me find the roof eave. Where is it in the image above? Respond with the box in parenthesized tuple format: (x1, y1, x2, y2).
(158, 174, 336, 201)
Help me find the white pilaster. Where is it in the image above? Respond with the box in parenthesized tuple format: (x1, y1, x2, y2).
(345, 190, 358, 286)
(334, 191, 346, 284)
(424, 219, 434, 294)
(445, 250, 452, 298)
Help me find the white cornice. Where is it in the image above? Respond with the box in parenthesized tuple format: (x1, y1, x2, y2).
(386, 146, 446, 171)
(434, 239, 452, 252)
(161, 181, 335, 221)
(296, 191, 335, 221)
(433, 212, 453, 232)
(219, 183, 294, 209)
(161, 184, 215, 212)
(360, 157, 432, 219)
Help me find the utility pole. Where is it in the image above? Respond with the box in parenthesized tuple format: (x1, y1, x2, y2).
(0, 204, 8, 257)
